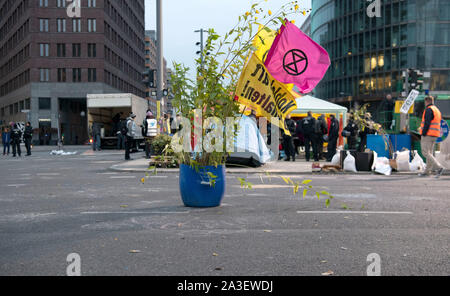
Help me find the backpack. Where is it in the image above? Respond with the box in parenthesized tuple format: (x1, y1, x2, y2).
(120, 121, 128, 136)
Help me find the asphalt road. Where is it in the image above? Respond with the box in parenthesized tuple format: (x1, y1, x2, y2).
(0, 147, 448, 276)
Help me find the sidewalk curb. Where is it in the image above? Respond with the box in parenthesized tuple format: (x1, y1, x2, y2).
(108, 163, 421, 176)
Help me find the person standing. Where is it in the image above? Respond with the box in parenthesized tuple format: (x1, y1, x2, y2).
(125, 114, 137, 160)
(11, 123, 22, 157)
(314, 114, 328, 160)
(344, 114, 358, 150)
(299, 111, 318, 162)
(327, 114, 340, 161)
(117, 119, 126, 150)
(358, 113, 376, 152)
(91, 122, 101, 151)
(378, 94, 395, 130)
(282, 114, 297, 161)
(143, 111, 158, 159)
(419, 96, 446, 178)
(23, 122, 33, 156)
(2, 127, 11, 155)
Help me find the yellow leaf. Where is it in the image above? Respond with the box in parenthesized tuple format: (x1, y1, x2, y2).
(268, 10, 272, 16)
(213, 253, 219, 256)
(141, 178, 145, 183)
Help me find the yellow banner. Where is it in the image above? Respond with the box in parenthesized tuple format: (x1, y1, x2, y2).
(236, 54, 298, 135)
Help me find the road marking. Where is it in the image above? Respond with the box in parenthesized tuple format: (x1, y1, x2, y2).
(37, 173, 60, 176)
(97, 172, 118, 175)
(80, 211, 190, 215)
(110, 176, 136, 179)
(296, 211, 413, 215)
(5, 184, 27, 187)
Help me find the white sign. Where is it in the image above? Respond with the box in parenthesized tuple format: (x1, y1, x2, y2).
(400, 90, 419, 114)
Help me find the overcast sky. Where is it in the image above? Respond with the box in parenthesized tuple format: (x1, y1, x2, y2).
(145, 0, 312, 74)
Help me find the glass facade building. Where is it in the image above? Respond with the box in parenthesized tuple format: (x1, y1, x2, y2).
(310, 0, 450, 106)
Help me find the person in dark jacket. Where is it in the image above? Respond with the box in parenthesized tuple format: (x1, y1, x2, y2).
(91, 122, 102, 151)
(282, 115, 297, 161)
(344, 114, 358, 150)
(315, 114, 328, 160)
(378, 94, 395, 130)
(2, 127, 11, 155)
(299, 111, 318, 161)
(11, 123, 22, 157)
(326, 114, 340, 161)
(358, 113, 376, 152)
(24, 122, 33, 156)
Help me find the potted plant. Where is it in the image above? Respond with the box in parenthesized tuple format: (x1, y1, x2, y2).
(168, 2, 309, 207)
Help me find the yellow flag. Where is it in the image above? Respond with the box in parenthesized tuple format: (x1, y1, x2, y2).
(253, 25, 277, 62)
(236, 54, 297, 135)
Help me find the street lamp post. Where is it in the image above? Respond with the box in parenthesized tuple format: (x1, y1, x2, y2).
(156, 0, 164, 119)
(195, 29, 209, 68)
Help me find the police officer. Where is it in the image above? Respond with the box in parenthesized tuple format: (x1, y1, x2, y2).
(11, 123, 22, 157)
(299, 111, 318, 162)
(24, 122, 33, 156)
(283, 114, 297, 162)
(419, 96, 445, 178)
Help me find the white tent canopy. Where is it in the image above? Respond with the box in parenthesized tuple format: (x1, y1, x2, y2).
(291, 95, 348, 122)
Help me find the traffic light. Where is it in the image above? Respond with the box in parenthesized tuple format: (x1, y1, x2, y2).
(408, 68, 418, 89)
(407, 69, 424, 91)
(142, 69, 156, 88)
(416, 70, 424, 91)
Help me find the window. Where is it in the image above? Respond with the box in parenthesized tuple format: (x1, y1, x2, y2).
(19, 101, 24, 111)
(57, 0, 66, 7)
(88, 44, 96, 57)
(39, 98, 51, 110)
(14, 103, 18, 114)
(25, 98, 30, 110)
(72, 44, 81, 57)
(58, 68, 66, 82)
(57, 44, 66, 57)
(73, 19, 81, 32)
(39, 0, 48, 7)
(72, 68, 81, 82)
(88, 0, 96, 7)
(40, 44, 49, 57)
(57, 19, 66, 32)
(88, 19, 96, 32)
(40, 69, 50, 82)
(1, 107, 4, 117)
(39, 19, 49, 32)
(88, 69, 97, 82)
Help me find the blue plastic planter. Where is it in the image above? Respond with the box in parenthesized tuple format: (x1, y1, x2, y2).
(179, 164, 226, 208)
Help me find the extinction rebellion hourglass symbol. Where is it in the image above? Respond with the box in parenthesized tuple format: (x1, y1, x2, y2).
(283, 49, 308, 76)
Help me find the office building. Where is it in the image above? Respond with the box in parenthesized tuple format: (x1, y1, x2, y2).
(0, 0, 146, 145)
(310, 0, 450, 109)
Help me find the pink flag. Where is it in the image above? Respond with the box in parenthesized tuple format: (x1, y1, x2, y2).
(265, 21, 330, 94)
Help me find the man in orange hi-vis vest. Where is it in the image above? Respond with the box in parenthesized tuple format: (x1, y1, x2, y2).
(419, 96, 446, 178)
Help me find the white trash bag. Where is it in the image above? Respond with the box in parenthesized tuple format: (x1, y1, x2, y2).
(373, 157, 392, 176)
(395, 150, 411, 172)
(409, 152, 426, 172)
(331, 151, 341, 166)
(343, 151, 357, 173)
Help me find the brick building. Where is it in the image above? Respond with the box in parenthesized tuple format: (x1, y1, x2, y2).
(0, 0, 146, 145)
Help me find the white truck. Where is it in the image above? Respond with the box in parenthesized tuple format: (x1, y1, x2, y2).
(86, 93, 148, 150)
